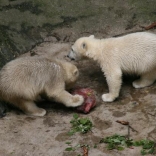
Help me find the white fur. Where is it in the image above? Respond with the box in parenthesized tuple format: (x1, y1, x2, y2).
(0, 56, 84, 116)
(68, 32, 156, 102)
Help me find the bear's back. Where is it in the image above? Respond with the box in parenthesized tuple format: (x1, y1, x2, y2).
(115, 32, 156, 74)
(0, 56, 62, 98)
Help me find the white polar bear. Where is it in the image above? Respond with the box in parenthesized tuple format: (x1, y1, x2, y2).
(0, 56, 84, 116)
(67, 32, 156, 102)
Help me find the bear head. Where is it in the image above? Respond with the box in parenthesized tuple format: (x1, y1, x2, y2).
(62, 61, 79, 89)
(67, 35, 95, 61)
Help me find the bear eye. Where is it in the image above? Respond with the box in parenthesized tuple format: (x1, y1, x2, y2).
(71, 48, 74, 52)
(82, 43, 86, 49)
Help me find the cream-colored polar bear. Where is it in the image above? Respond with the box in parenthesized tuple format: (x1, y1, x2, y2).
(0, 56, 84, 116)
(67, 32, 156, 102)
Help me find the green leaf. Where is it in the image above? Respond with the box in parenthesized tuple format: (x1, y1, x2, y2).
(133, 141, 142, 146)
(126, 139, 133, 147)
(68, 131, 74, 136)
(65, 147, 74, 151)
(94, 144, 97, 148)
(65, 142, 71, 145)
(141, 149, 147, 155)
(75, 144, 81, 148)
(79, 118, 88, 125)
(117, 146, 124, 151)
(107, 143, 115, 150)
(73, 113, 79, 119)
(100, 134, 155, 155)
(143, 143, 153, 149)
(148, 147, 155, 154)
(113, 139, 121, 143)
(68, 114, 92, 135)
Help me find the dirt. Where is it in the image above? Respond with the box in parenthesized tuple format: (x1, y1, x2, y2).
(0, 1, 156, 156)
(1, 37, 156, 156)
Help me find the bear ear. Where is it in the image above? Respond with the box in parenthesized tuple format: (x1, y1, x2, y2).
(89, 35, 95, 38)
(82, 42, 87, 50)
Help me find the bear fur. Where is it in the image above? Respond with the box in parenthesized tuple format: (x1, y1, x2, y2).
(0, 56, 84, 116)
(67, 32, 156, 102)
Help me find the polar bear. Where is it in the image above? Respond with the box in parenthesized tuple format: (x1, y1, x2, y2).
(0, 56, 84, 116)
(67, 32, 156, 102)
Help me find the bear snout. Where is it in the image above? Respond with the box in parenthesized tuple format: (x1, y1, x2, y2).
(66, 53, 75, 61)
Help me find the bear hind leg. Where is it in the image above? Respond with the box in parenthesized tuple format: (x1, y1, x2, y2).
(133, 71, 156, 88)
(12, 99, 46, 116)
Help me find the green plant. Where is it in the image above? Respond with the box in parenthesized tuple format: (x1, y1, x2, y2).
(65, 142, 81, 151)
(100, 134, 133, 151)
(65, 142, 89, 156)
(68, 113, 93, 135)
(100, 134, 155, 155)
(133, 139, 155, 155)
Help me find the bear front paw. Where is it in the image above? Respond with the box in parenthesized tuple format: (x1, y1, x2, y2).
(72, 95, 84, 107)
(102, 93, 116, 102)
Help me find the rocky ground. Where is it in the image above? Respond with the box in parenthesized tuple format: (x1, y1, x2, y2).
(0, 0, 156, 67)
(0, 0, 156, 156)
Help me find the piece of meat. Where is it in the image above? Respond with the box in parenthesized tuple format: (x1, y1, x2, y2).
(72, 88, 96, 113)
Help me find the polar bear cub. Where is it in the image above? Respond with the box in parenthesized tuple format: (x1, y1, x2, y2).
(67, 32, 156, 102)
(0, 56, 84, 116)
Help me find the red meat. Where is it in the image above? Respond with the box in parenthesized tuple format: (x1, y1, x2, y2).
(72, 88, 96, 113)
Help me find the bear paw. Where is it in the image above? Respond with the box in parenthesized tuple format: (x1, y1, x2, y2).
(71, 95, 84, 107)
(132, 79, 154, 89)
(26, 108, 46, 117)
(132, 81, 142, 88)
(102, 93, 116, 102)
